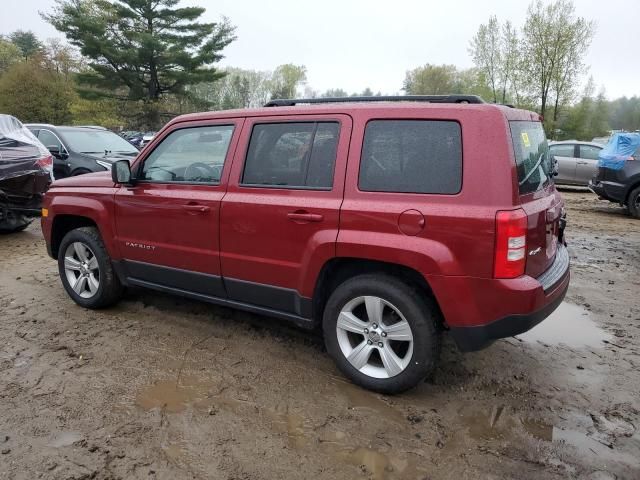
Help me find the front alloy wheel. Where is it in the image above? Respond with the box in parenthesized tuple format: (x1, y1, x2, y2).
(57, 226, 123, 309)
(63, 242, 100, 298)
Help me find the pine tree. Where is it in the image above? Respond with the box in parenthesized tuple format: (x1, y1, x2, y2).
(44, 0, 236, 127)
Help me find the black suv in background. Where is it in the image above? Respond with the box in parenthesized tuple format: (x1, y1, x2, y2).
(590, 148, 640, 218)
(25, 124, 139, 179)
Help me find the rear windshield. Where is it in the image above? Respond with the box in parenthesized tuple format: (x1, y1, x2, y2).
(509, 121, 552, 195)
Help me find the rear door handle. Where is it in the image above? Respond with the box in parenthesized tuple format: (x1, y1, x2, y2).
(183, 204, 210, 213)
(287, 211, 323, 223)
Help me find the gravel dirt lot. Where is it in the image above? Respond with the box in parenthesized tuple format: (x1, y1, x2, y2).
(0, 190, 639, 480)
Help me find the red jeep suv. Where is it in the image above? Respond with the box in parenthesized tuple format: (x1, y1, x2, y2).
(41, 96, 569, 393)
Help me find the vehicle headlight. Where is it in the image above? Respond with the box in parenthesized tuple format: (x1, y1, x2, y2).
(96, 160, 112, 170)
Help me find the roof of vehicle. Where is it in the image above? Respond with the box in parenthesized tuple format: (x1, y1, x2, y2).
(549, 140, 604, 147)
(170, 101, 541, 127)
(25, 124, 110, 132)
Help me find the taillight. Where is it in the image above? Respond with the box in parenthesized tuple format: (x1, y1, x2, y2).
(494, 209, 527, 279)
(36, 154, 53, 172)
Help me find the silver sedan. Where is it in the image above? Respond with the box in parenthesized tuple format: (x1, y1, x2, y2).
(549, 141, 603, 187)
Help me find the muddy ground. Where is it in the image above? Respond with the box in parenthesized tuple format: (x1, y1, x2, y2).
(0, 190, 639, 480)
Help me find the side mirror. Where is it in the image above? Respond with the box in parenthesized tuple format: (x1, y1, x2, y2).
(551, 155, 559, 177)
(112, 160, 133, 185)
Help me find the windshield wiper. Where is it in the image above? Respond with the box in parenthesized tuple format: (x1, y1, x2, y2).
(518, 153, 547, 186)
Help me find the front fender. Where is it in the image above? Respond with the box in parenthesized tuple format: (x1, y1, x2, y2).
(47, 188, 118, 257)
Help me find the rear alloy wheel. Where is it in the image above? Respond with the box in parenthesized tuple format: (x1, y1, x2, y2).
(336, 296, 414, 379)
(323, 274, 440, 394)
(628, 186, 640, 219)
(58, 227, 123, 308)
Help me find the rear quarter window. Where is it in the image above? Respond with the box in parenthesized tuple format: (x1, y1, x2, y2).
(359, 120, 462, 194)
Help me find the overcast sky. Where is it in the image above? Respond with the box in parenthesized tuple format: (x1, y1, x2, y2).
(3, 0, 639, 99)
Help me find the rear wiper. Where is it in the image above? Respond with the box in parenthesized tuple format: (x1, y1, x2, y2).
(519, 153, 546, 186)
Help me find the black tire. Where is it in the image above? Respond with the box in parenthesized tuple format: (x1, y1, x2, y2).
(628, 186, 640, 219)
(57, 226, 123, 308)
(0, 214, 32, 234)
(323, 274, 441, 394)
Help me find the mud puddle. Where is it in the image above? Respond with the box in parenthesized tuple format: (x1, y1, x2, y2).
(136, 375, 421, 479)
(516, 302, 611, 348)
(461, 406, 640, 467)
(47, 431, 83, 448)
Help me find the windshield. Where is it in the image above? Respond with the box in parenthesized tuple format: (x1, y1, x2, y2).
(60, 129, 139, 154)
(509, 121, 552, 195)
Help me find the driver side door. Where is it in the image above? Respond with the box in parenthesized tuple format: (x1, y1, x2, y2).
(114, 119, 243, 298)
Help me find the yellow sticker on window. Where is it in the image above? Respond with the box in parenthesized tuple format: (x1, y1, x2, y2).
(521, 132, 531, 147)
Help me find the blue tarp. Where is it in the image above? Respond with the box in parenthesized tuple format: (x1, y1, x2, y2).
(597, 132, 640, 170)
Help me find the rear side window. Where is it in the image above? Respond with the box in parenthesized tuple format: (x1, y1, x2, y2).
(359, 120, 462, 194)
(509, 121, 552, 195)
(579, 144, 601, 160)
(242, 122, 339, 189)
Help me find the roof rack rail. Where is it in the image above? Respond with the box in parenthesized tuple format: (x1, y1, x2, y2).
(265, 95, 486, 107)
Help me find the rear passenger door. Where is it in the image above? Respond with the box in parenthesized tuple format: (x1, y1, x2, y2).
(576, 144, 602, 185)
(549, 144, 577, 185)
(220, 115, 351, 318)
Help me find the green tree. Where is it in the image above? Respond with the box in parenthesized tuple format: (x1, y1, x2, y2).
(269, 64, 307, 99)
(9, 30, 42, 60)
(469, 15, 501, 102)
(0, 38, 22, 74)
(0, 60, 75, 123)
(609, 97, 640, 131)
(522, 0, 595, 125)
(44, 38, 84, 79)
(69, 97, 123, 128)
(403, 64, 458, 95)
(321, 88, 349, 98)
(44, 0, 236, 127)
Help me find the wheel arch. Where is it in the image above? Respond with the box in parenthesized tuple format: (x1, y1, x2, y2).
(624, 177, 640, 205)
(312, 257, 443, 327)
(50, 215, 99, 258)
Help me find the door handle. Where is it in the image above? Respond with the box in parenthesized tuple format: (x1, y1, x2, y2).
(183, 204, 210, 213)
(287, 211, 323, 223)
(577, 161, 589, 165)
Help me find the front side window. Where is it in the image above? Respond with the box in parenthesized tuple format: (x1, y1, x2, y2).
(510, 121, 552, 195)
(241, 122, 340, 189)
(359, 120, 462, 194)
(140, 125, 234, 184)
(549, 144, 575, 158)
(38, 130, 63, 150)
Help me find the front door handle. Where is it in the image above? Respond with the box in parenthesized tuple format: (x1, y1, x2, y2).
(287, 211, 323, 223)
(183, 204, 210, 213)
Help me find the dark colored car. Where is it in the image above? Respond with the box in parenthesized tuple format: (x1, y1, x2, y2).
(590, 148, 640, 218)
(0, 115, 52, 233)
(25, 124, 139, 179)
(41, 95, 569, 393)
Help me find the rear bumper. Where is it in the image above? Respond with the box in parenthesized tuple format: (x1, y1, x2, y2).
(589, 179, 625, 203)
(434, 243, 570, 352)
